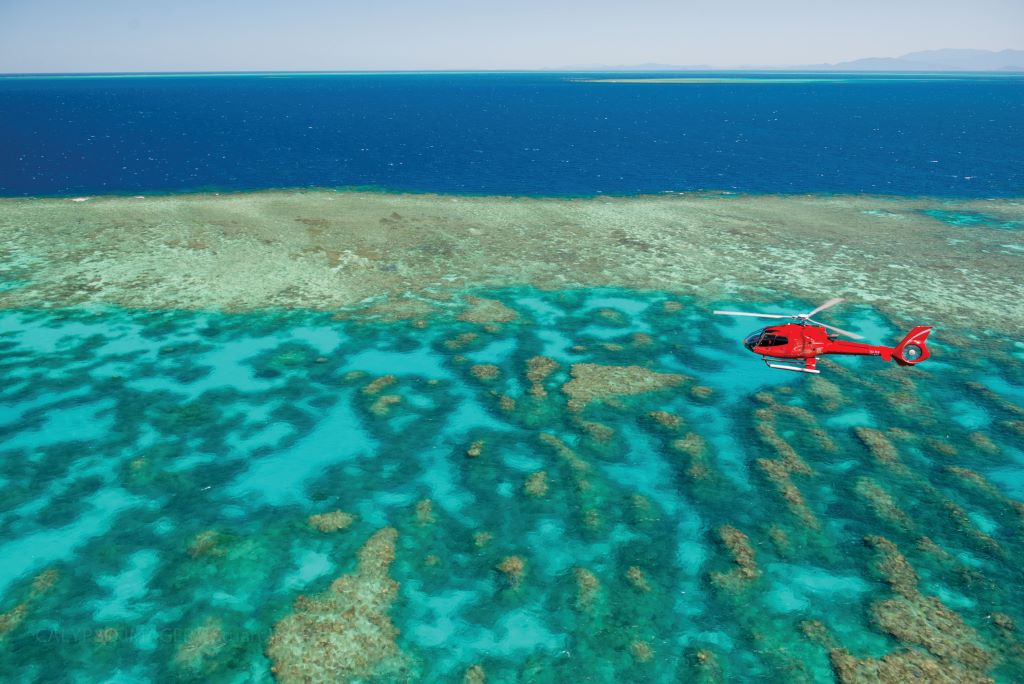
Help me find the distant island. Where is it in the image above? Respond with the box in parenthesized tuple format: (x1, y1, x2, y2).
(561, 48, 1024, 72)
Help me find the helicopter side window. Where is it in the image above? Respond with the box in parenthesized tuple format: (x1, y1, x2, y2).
(759, 334, 789, 347)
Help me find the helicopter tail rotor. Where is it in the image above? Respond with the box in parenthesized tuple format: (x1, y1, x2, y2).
(893, 326, 933, 365)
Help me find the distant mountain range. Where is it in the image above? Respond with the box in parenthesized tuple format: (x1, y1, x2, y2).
(561, 49, 1024, 72)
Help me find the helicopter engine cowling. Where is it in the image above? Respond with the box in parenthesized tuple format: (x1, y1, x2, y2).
(893, 326, 933, 365)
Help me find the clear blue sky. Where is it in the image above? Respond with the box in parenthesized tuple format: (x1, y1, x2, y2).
(1, 0, 1022, 72)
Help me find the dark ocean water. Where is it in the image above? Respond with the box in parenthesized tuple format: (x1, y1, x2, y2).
(0, 72, 1021, 197)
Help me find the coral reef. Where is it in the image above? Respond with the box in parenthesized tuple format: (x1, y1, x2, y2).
(690, 385, 714, 401)
(710, 525, 760, 593)
(862, 536, 994, 677)
(0, 568, 59, 642)
(648, 410, 682, 431)
(443, 331, 478, 351)
(965, 381, 1024, 417)
(803, 618, 993, 684)
(365, 297, 438, 322)
(828, 646, 991, 684)
(187, 530, 226, 559)
(767, 524, 793, 557)
(496, 556, 526, 587)
(574, 567, 601, 612)
(630, 640, 654, 663)
(415, 499, 436, 526)
(266, 528, 409, 683)
(308, 510, 355, 533)
(463, 664, 487, 683)
(469, 364, 500, 381)
(29, 568, 59, 599)
(688, 648, 725, 683)
(751, 402, 814, 474)
(370, 394, 402, 416)
(466, 439, 485, 458)
(968, 432, 1000, 456)
(362, 375, 397, 396)
(755, 457, 819, 529)
(626, 566, 651, 593)
(457, 296, 518, 324)
(0, 602, 27, 640)
(854, 478, 914, 531)
(524, 471, 549, 498)
(561, 363, 686, 410)
(853, 427, 907, 474)
(3, 282, 1024, 682)
(172, 616, 225, 672)
(807, 376, 846, 411)
(940, 501, 1003, 557)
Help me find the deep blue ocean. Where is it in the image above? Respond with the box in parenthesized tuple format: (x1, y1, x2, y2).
(0, 72, 1021, 197)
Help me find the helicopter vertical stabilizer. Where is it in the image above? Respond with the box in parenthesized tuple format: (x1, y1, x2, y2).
(893, 326, 933, 365)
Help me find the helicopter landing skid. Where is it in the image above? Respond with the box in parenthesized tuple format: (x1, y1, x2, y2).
(763, 357, 820, 374)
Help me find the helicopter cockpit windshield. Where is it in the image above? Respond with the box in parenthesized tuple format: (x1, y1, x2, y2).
(743, 330, 764, 351)
(744, 329, 789, 351)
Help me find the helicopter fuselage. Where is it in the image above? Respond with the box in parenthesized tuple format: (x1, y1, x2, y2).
(744, 322, 932, 373)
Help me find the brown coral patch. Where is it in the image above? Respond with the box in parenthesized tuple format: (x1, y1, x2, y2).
(853, 427, 907, 474)
(173, 616, 226, 672)
(573, 417, 615, 443)
(496, 556, 526, 586)
(415, 499, 436, 526)
(854, 478, 914, 531)
(861, 536, 994, 676)
(690, 385, 714, 401)
(967, 432, 999, 455)
(463, 664, 487, 684)
(266, 528, 408, 683)
(562, 363, 686, 410)
(0, 603, 28, 640)
(807, 376, 846, 411)
(526, 355, 558, 397)
(756, 458, 819, 529)
(457, 296, 518, 324)
(469, 364, 500, 381)
(187, 530, 226, 558)
(466, 439, 485, 458)
(626, 565, 651, 593)
(710, 525, 760, 591)
(370, 394, 402, 416)
(524, 471, 549, 498)
(574, 567, 601, 612)
(630, 640, 654, 663)
(648, 410, 682, 431)
(308, 510, 355, 533)
(362, 374, 397, 396)
(828, 647, 992, 684)
(365, 298, 437, 321)
(443, 331, 478, 350)
(965, 381, 1024, 417)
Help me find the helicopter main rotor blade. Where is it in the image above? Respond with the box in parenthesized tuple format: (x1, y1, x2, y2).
(807, 318, 864, 340)
(713, 311, 793, 319)
(804, 297, 844, 319)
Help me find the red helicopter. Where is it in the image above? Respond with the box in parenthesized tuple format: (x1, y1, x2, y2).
(714, 298, 932, 374)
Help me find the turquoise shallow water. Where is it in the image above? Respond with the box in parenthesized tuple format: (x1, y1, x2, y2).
(1, 287, 1023, 682)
